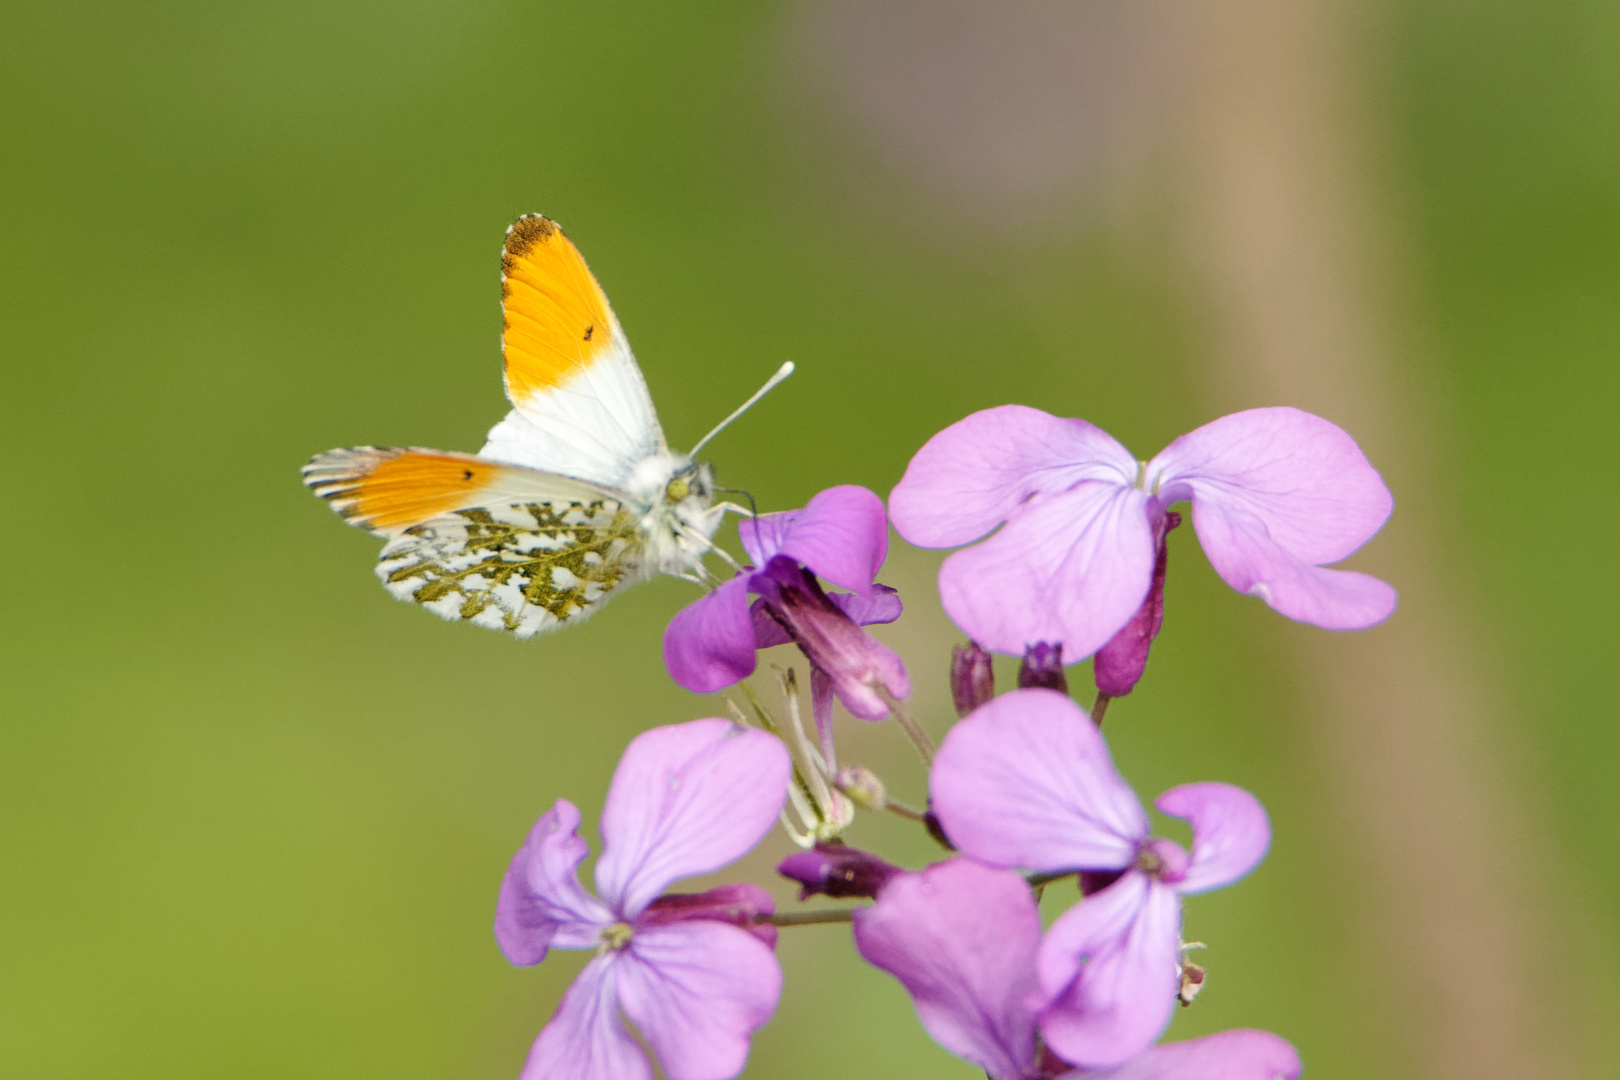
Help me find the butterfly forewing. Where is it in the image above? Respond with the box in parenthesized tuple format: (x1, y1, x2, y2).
(378, 499, 649, 637)
(483, 215, 665, 488)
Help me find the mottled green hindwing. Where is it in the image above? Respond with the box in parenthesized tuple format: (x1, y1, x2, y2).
(375, 499, 648, 636)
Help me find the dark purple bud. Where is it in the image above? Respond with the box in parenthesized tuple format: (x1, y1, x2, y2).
(949, 641, 995, 716)
(753, 556, 911, 720)
(923, 810, 956, 852)
(1094, 510, 1181, 698)
(639, 883, 779, 947)
(777, 842, 900, 901)
(1078, 869, 1125, 896)
(1017, 642, 1068, 693)
(1037, 1044, 1077, 1078)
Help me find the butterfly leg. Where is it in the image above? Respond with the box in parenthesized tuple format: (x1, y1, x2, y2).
(674, 519, 745, 574)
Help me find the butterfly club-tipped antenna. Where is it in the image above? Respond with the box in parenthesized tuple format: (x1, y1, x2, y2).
(688, 361, 796, 457)
(714, 485, 759, 521)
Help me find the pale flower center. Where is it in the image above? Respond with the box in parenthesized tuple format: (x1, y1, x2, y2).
(598, 922, 634, 952)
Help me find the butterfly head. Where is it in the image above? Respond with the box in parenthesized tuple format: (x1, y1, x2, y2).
(662, 461, 711, 506)
(623, 452, 722, 577)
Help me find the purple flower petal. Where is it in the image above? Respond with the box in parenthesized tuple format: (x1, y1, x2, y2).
(853, 859, 1042, 1080)
(938, 481, 1156, 658)
(739, 485, 889, 593)
(753, 558, 911, 721)
(495, 799, 614, 966)
(748, 596, 792, 649)
(616, 921, 783, 1080)
(1149, 407, 1396, 629)
(1154, 783, 1270, 895)
(930, 689, 1147, 872)
(891, 405, 1139, 548)
(1183, 500, 1398, 628)
(830, 582, 903, 626)
(594, 720, 790, 919)
(520, 956, 652, 1080)
(664, 576, 758, 693)
(1059, 1029, 1302, 1080)
(750, 585, 903, 653)
(1037, 871, 1182, 1069)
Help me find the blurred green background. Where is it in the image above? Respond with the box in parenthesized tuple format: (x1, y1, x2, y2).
(2, 2, 1616, 1078)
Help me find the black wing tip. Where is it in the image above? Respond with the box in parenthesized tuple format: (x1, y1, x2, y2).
(504, 214, 560, 262)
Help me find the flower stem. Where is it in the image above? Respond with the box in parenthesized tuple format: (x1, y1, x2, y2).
(883, 798, 927, 823)
(756, 908, 858, 927)
(1090, 692, 1112, 726)
(880, 689, 935, 766)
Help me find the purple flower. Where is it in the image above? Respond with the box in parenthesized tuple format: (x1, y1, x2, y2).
(929, 690, 1271, 1068)
(663, 486, 909, 758)
(854, 858, 1050, 1080)
(889, 405, 1396, 660)
(853, 858, 1299, 1080)
(495, 719, 791, 1080)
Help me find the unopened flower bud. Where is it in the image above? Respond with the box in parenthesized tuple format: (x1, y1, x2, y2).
(833, 765, 887, 811)
(1079, 869, 1124, 896)
(1094, 510, 1181, 697)
(950, 641, 995, 716)
(1017, 642, 1067, 693)
(639, 883, 779, 947)
(777, 842, 900, 901)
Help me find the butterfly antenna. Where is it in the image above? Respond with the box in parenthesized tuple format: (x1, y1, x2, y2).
(714, 486, 759, 520)
(689, 362, 796, 457)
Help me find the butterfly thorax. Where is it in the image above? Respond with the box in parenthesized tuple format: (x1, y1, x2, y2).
(624, 452, 720, 578)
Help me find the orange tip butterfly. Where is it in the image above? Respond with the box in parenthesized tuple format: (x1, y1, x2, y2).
(303, 214, 792, 637)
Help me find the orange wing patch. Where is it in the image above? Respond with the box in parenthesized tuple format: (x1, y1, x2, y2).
(501, 215, 620, 405)
(304, 448, 502, 533)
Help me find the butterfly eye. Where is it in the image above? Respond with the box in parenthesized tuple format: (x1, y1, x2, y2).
(665, 477, 692, 503)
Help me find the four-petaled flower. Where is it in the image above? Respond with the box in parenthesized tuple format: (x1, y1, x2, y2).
(854, 857, 1301, 1080)
(482, 404, 1380, 1079)
(930, 689, 1271, 1067)
(663, 485, 908, 761)
(889, 405, 1396, 661)
(495, 719, 791, 1080)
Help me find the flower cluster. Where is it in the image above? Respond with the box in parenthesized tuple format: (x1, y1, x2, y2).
(492, 405, 1393, 1079)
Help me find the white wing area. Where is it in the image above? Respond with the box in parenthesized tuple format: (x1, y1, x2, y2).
(481, 343, 667, 488)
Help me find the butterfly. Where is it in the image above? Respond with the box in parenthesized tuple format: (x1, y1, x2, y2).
(303, 214, 792, 637)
